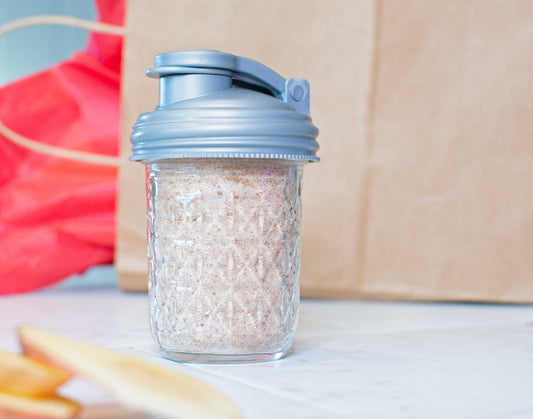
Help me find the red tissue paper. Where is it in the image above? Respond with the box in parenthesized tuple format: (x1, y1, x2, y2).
(0, 0, 124, 294)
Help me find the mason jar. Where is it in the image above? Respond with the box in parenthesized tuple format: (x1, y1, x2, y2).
(131, 50, 319, 363)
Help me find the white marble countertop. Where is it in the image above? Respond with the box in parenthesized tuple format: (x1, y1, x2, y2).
(1, 287, 532, 418)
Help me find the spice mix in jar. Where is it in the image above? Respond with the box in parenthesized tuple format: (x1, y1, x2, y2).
(131, 50, 320, 363)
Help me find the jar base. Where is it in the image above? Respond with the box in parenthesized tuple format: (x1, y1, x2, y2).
(160, 349, 288, 364)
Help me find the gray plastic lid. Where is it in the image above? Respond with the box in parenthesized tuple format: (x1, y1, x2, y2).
(130, 50, 319, 162)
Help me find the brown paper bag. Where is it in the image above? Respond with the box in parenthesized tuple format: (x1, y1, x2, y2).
(117, 0, 533, 302)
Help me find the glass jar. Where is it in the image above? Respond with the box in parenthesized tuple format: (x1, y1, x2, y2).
(131, 50, 319, 363)
(146, 159, 303, 362)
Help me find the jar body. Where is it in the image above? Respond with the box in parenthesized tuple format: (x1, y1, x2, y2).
(145, 159, 304, 363)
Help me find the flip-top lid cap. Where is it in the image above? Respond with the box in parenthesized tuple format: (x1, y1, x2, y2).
(131, 50, 319, 162)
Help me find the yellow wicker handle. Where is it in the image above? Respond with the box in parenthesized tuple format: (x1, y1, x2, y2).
(0, 15, 126, 166)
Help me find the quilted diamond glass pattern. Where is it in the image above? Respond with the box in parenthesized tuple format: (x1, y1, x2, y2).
(146, 159, 303, 359)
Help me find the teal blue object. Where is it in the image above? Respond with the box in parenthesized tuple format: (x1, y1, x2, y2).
(0, 0, 95, 86)
(48, 266, 117, 290)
